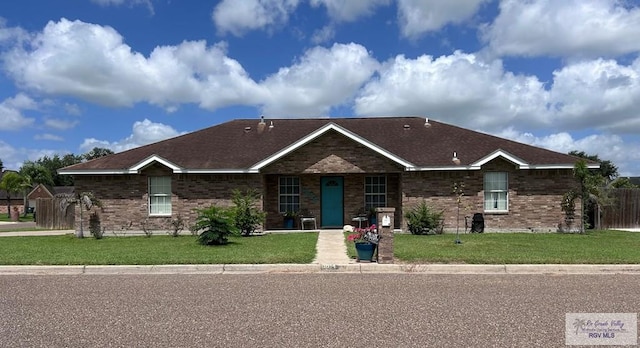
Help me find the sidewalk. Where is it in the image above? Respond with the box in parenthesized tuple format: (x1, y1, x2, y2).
(1, 228, 640, 275)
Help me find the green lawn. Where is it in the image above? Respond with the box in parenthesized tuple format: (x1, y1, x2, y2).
(0, 233, 318, 265)
(0, 213, 34, 223)
(393, 230, 640, 264)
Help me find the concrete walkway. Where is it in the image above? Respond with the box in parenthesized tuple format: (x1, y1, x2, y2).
(312, 230, 353, 264)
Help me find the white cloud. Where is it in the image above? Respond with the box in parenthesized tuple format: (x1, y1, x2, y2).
(356, 51, 640, 134)
(260, 43, 379, 116)
(355, 51, 548, 129)
(0, 17, 30, 44)
(34, 133, 64, 141)
(3, 19, 262, 111)
(311, 25, 336, 44)
(397, 0, 488, 38)
(212, 0, 299, 36)
(44, 118, 78, 130)
(90, 0, 154, 15)
(310, 0, 390, 22)
(64, 103, 81, 116)
(548, 57, 640, 133)
(482, 0, 640, 58)
(0, 94, 37, 130)
(79, 119, 183, 153)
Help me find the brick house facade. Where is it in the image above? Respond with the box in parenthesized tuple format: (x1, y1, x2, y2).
(63, 117, 591, 234)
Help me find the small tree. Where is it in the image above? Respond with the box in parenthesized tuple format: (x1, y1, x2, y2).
(193, 205, 238, 245)
(571, 160, 613, 232)
(0, 171, 24, 219)
(232, 188, 266, 236)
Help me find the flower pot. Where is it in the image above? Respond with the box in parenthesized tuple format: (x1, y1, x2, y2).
(283, 217, 294, 229)
(355, 242, 376, 262)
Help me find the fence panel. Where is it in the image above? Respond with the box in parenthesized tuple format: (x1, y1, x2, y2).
(35, 198, 75, 230)
(601, 188, 640, 229)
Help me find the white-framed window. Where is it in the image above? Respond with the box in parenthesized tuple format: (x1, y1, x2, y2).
(365, 176, 386, 210)
(279, 176, 300, 213)
(484, 172, 508, 212)
(149, 176, 172, 215)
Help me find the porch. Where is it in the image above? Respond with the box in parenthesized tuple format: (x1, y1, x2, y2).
(262, 173, 402, 230)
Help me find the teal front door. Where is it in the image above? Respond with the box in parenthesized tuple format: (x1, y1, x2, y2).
(321, 176, 344, 228)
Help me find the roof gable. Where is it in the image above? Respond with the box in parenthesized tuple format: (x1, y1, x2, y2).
(251, 123, 414, 170)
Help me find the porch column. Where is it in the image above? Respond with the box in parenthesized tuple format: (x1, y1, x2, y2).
(376, 207, 395, 264)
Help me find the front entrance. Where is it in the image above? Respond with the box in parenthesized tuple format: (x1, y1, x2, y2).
(321, 176, 344, 228)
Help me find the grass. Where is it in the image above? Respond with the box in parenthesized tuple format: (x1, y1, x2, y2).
(0, 233, 318, 265)
(0, 213, 35, 223)
(393, 230, 640, 264)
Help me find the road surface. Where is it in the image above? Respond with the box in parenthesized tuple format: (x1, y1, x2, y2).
(1, 274, 638, 347)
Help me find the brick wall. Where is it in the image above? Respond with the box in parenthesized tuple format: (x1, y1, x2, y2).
(402, 159, 580, 232)
(73, 163, 262, 233)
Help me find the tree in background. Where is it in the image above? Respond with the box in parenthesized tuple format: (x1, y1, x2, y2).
(0, 171, 25, 218)
(569, 151, 618, 182)
(30, 147, 114, 187)
(83, 147, 114, 161)
(19, 162, 54, 216)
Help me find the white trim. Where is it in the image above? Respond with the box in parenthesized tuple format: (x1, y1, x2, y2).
(131, 155, 182, 173)
(250, 123, 415, 170)
(473, 149, 528, 168)
(406, 149, 586, 171)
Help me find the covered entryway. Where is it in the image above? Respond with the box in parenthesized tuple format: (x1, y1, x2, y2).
(321, 176, 344, 228)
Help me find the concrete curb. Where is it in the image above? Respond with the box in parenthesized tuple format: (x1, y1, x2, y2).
(1, 264, 640, 275)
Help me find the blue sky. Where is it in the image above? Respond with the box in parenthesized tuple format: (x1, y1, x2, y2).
(1, 0, 640, 175)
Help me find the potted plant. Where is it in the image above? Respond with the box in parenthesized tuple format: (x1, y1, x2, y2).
(347, 224, 380, 262)
(282, 210, 298, 229)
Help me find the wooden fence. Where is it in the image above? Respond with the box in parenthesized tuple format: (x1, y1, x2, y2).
(35, 197, 75, 230)
(600, 188, 640, 229)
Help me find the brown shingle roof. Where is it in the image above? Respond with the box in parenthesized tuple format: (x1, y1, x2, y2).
(60, 116, 585, 172)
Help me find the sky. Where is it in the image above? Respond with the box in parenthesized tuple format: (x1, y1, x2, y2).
(1, 0, 640, 176)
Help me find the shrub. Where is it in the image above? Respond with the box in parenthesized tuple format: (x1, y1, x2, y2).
(404, 201, 444, 235)
(193, 205, 238, 245)
(231, 189, 266, 236)
(169, 214, 185, 237)
(89, 212, 104, 239)
(140, 218, 153, 238)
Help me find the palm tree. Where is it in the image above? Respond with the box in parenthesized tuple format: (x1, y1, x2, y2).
(0, 171, 24, 219)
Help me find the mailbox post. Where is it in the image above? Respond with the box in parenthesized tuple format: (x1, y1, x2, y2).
(375, 207, 395, 264)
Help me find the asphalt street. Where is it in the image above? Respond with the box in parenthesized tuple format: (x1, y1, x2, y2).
(1, 274, 638, 347)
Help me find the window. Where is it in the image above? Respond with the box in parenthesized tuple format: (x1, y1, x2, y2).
(149, 176, 171, 215)
(484, 172, 508, 212)
(279, 176, 300, 213)
(365, 176, 386, 210)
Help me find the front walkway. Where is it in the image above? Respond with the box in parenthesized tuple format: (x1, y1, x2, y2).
(312, 229, 353, 264)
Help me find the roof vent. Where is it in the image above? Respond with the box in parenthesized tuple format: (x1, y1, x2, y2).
(257, 115, 266, 133)
(403, 124, 410, 129)
(452, 151, 461, 165)
(424, 118, 431, 127)
(269, 121, 274, 130)
(244, 126, 251, 133)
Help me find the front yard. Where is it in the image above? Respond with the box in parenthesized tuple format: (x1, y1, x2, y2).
(393, 230, 640, 264)
(0, 233, 318, 265)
